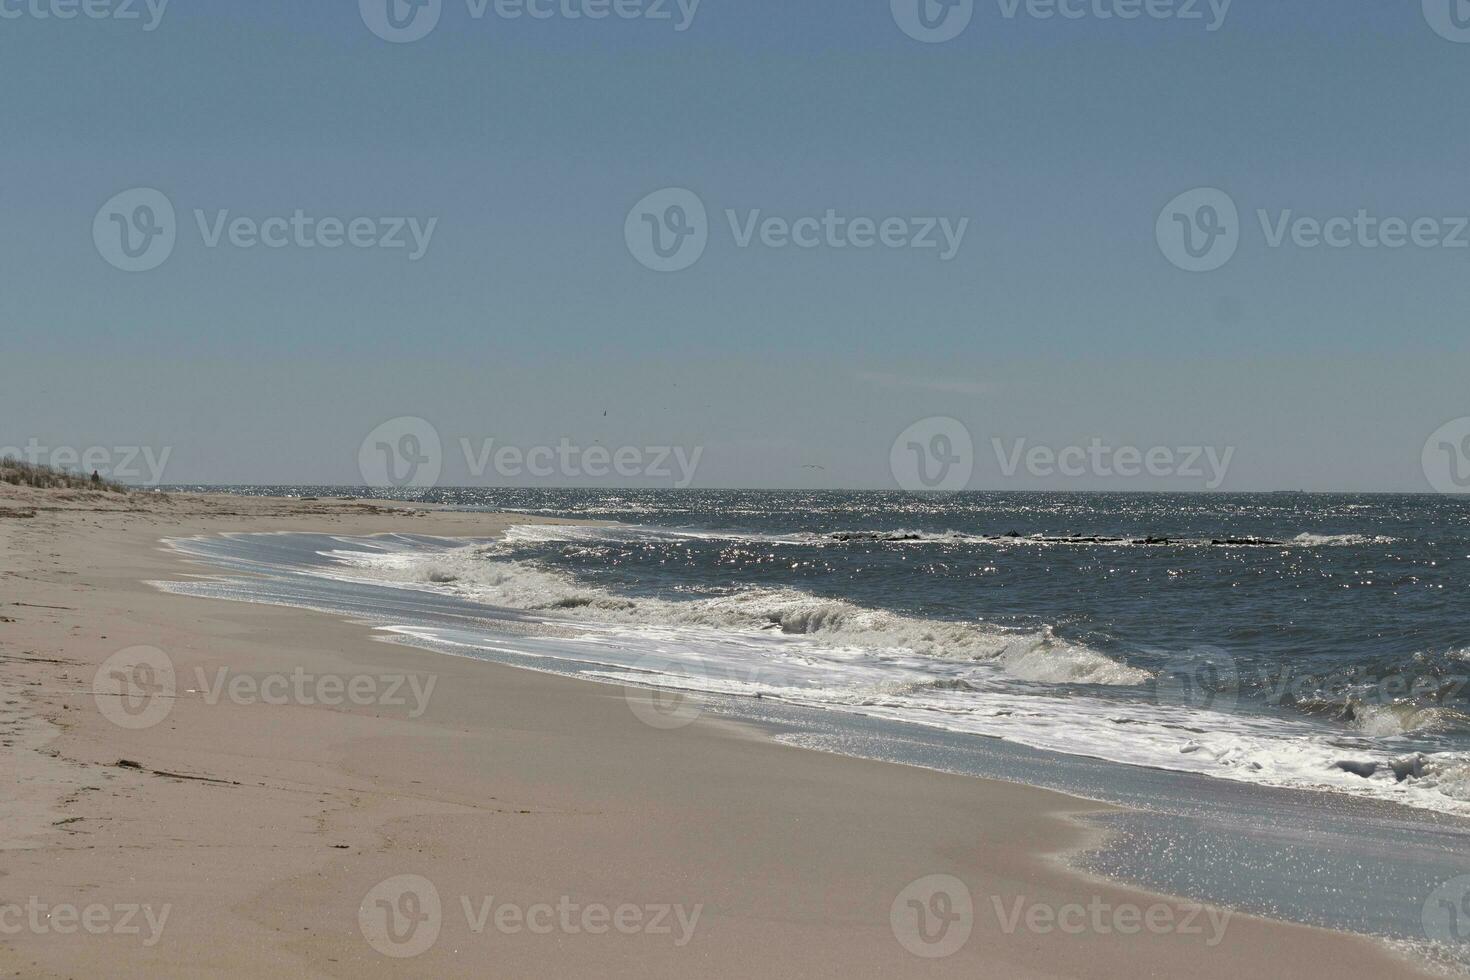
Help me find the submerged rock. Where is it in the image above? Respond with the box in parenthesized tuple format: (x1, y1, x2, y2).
(1333, 759, 1379, 778)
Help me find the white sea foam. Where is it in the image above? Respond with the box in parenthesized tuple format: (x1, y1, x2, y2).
(1289, 533, 1398, 547)
(499, 523, 1396, 550)
(1346, 703, 1470, 737)
(164, 529, 1469, 817)
(320, 541, 1151, 687)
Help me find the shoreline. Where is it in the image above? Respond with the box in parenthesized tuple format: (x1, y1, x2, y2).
(0, 489, 1443, 977)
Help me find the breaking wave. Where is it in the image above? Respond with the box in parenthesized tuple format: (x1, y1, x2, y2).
(499, 523, 1396, 550)
(320, 543, 1151, 687)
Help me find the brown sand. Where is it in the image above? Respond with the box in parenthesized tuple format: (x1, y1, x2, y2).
(0, 487, 1434, 977)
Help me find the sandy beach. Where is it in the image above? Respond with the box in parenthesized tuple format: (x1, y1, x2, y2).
(0, 485, 1438, 978)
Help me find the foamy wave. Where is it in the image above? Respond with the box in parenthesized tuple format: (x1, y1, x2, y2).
(160, 531, 1470, 818)
(825, 529, 990, 545)
(498, 523, 1397, 552)
(322, 545, 1150, 687)
(1289, 533, 1397, 547)
(828, 529, 1396, 549)
(1417, 754, 1470, 803)
(501, 523, 813, 547)
(1001, 638, 1153, 686)
(1345, 703, 1470, 738)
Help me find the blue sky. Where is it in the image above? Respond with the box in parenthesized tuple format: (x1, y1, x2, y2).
(5, 0, 1469, 489)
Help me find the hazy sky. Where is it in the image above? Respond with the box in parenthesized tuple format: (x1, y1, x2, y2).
(5, 1, 1470, 490)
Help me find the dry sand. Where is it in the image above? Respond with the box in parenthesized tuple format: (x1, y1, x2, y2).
(0, 486, 1436, 977)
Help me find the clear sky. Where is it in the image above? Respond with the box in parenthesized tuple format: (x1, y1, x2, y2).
(5, 0, 1469, 490)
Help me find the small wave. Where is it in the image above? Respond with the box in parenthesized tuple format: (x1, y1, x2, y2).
(823, 530, 1395, 549)
(497, 522, 1397, 552)
(999, 633, 1153, 686)
(826, 529, 991, 544)
(1328, 752, 1470, 806)
(1418, 754, 1470, 803)
(1344, 703, 1470, 738)
(1289, 533, 1397, 547)
(501, 523, 812, 547)
(322, 545, 1150, 687)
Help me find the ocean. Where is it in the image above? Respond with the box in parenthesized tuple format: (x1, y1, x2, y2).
(161, 488, 1470, 816)
(154, 487, 1470, 969)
